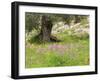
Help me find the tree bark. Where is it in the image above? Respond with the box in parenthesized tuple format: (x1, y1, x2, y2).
(39, 15, 52, 42)
(38, 15, 61, 43)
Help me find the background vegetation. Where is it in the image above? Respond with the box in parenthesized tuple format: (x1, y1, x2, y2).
(25, 12, 89, 68)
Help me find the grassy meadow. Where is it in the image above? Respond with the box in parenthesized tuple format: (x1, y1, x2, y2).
(25, 30, 89, 68)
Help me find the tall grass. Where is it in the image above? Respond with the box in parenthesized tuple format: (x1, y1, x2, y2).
(25, 31, 89, 68)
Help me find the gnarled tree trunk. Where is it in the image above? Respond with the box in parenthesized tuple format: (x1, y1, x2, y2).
(38, 15, 60, 43)
(41, 15, 52, 42)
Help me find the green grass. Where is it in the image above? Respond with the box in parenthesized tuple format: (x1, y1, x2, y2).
(25, 32, 89, 68)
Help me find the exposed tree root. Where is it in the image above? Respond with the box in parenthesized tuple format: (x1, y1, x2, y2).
(50, 35, 61, 42)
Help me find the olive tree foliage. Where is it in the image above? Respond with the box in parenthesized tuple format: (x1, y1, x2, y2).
(25, 12, 88, 33)
(25, 12, 42, 33)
